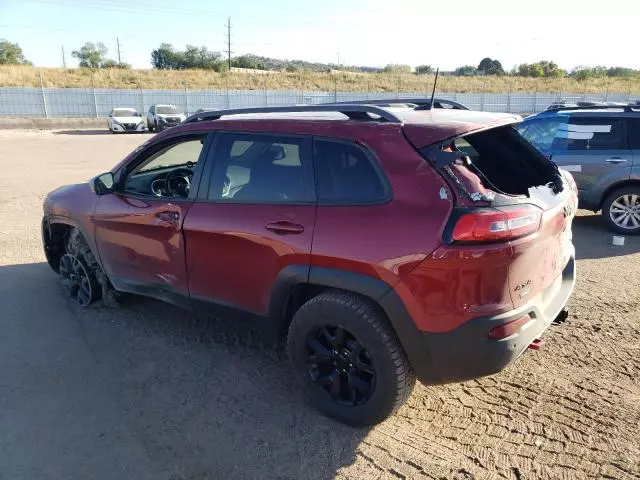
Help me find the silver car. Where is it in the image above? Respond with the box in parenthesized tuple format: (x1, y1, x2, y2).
(518, 103, 640, 234)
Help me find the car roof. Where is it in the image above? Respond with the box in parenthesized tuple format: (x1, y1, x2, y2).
(526, 109, 640, 121)
(172, 107, 521, 147)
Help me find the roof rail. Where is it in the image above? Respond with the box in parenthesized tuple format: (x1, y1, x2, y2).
(183, 105, 403, 124)
(546, 102, 640, 113)
(326, 98, 470, 110)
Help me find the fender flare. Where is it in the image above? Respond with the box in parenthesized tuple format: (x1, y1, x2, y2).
(42, 215, 103, 271)
(268, 266, 419, 353)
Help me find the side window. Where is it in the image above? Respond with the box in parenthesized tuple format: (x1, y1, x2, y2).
(517, 118, 566, 155)
(123, 137, 205, 197)
(208, 133, 311, 203)
(563, 117, 627, 151)
(627, 118, 640, 149)
(313, 139, 388, 203)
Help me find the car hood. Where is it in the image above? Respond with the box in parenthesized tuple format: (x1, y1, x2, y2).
(156, 114, 184, 120)
(112, 116, 143, 123)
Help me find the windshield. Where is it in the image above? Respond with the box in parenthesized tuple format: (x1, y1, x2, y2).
(157, 106, 181, 115)
(112, 109, 139, 117)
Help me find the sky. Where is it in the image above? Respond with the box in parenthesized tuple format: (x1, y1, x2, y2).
(1, 0, 639, 71)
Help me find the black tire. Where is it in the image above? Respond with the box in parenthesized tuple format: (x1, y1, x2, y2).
(287, 291, 415, 426)
(148, 121, 155, 133)
(601, 185, 640, 235)
(63, 229, 102, 306)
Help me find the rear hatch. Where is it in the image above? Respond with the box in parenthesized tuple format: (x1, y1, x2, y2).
(409, 122, 577, 310)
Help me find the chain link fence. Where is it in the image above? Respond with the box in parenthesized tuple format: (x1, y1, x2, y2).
(1, 85, 638, 118)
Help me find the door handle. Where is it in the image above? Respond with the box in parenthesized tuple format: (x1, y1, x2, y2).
(155, 211, 180, 223)
(265, 221, 304, 235)
(605, 157, 628, 164)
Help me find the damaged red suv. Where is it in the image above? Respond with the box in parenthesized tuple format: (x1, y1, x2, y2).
(42, 103, 577, 426)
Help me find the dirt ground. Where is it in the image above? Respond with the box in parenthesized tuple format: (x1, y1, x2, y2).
(0, 129, 639, 480)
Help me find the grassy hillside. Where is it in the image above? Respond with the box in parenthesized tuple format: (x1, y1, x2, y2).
(1, 65, 639, 93)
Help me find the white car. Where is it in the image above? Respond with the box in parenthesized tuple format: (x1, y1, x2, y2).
(107, 108, 146, 133)
(146, 104, 186, 132)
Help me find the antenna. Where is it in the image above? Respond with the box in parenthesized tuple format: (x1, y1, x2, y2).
(428, 67, 439, 110)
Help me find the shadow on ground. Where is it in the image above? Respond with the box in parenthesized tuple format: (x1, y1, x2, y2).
(0, 262, 368, 480)
(52, 129, 113, 135)
(573, 211, 640, 260)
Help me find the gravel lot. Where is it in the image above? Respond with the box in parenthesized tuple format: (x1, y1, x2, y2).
(1, 129, 639, 480)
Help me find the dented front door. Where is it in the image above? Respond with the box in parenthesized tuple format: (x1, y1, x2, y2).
(93, 195, 193, 308)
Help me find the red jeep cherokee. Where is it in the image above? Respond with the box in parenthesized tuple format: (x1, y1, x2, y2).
(42, 104, 577, 426)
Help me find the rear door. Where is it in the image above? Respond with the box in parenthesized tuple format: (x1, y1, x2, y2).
(549, 116, 630, 199)
(183, 132, 316, 316)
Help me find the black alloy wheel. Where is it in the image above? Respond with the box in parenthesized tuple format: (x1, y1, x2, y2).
(305, 325, 375, 406)
(58, 253, 95, 307)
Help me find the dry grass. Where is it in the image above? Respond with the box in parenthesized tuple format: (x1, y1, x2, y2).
(1, 65, 639, 93)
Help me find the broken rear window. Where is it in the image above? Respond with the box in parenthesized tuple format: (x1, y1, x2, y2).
(421, 125, 564, 201)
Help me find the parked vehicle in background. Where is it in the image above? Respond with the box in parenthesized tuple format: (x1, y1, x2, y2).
(42, 104, 576, 426)
(519, 102, 640, 233)
(146, 104, 186, 132)
(107, 108, 146, 133)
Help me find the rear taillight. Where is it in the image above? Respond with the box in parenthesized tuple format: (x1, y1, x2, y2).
(488, 314, 531, 340)
(451, 205, 542, 243)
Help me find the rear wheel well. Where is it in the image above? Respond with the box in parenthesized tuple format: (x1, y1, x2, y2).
(280, 283, 392, 338)
(598, 180, 640, 210)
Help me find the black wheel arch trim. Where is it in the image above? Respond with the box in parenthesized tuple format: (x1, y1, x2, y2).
(269, 265, 422, 365)
(42, 215, 104, 273)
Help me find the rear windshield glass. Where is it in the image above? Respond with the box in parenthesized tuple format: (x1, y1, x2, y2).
(422, 125, 563, 199)
(157, 106, 181, 114)
(113, 109, 139, 117)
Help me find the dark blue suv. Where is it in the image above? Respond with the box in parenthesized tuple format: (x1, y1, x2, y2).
(518, 103, 640, 234)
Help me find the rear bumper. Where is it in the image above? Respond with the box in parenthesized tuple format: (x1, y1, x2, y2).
(380, 251, 576, 385)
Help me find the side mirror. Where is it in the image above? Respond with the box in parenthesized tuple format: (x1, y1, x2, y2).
(91, 172, 115, 195)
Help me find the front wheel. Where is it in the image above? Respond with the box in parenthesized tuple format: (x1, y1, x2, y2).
(287, 291, 415, 426)
(602, 186, 640, 234)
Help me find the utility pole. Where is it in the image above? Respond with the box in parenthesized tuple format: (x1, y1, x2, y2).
(225, 17, 232, 70)
(117, 37, 122, 65)
(61, 46, 66, 68)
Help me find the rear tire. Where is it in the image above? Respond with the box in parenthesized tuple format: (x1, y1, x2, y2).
(602, 186, 640, 234)
(287, 291, 415, 426)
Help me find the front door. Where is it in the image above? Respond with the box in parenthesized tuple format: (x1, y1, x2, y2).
(183, 132, 316, 317)
(93, 134, 210, 308)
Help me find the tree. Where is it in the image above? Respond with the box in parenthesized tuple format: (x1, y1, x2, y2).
(0, 39, 32, 65)
(231, 55, 266, 70)
(151, 43, 178, 69)
(415, 65, 434, 74)
(72, 42, 108, 68)
(454, 65, 477, 76)
(382, 64, 412, 73)
(101, 59, 130, 69)
(538, 60, 564, 78)
(477, 57, 504, 75)
(150, 43, 224, 70)
(518, 61, 564, 78)
(606, 67, 638, 77)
